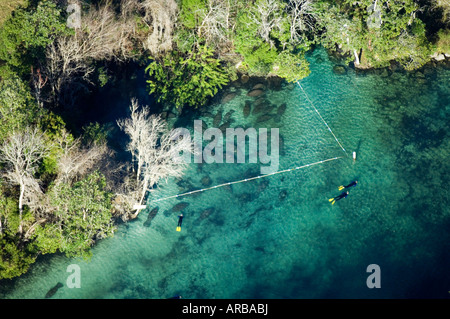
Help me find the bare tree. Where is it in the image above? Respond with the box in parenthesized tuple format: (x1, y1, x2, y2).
(137, 0, 179, 55)
(249, 0, 285, 47)
(0, 127, 48, 235)
(117, 98, 194, 218)
(44, 2, 141, 106)
(286, 0, 316, 44)
(53, 129, 108, 185)
(198, 0, 234, 47)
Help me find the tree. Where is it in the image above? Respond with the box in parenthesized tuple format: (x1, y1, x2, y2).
(34, 172, 115, 259)
(43, 2, 140, 106)
(0, 127, 48, 235)
(286, 0, 316, 44)
(117, 99, 194, 218)
(0, 1, 70, 78)
(314, 0, 433, 69)
(145, 46, 229, 109)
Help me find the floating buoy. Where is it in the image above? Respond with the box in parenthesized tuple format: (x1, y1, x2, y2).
(353, 151, 357, 161)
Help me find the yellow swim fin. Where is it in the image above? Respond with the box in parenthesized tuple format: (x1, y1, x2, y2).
(328, 198, 334, 202)
(176, 226, 181, 232)
(338, 185, 345, 191)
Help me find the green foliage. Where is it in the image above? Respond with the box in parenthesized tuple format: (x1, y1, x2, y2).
(233, 3, 310, 80)
(82, 122, 109, 146)
(0, 237, 36, 279)
(0, 74, 37, 142)
(146, 46, 229, 109)
(436, 28, 450, 53)
(273, 51, 311, 82)
(0, 0, 71, 77)
(315, 0, 433, 70)
(179, 0, 207, 29)
(35, 172, 115, 259)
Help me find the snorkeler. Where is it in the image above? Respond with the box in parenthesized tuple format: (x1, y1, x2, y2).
(329, 191, 349, 205)
(176, 213, 183, 232)
(338, 180, 358, 191)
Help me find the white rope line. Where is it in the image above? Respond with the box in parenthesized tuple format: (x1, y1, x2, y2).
(296, 81, 348, 156)
(150, 156, 343, 203)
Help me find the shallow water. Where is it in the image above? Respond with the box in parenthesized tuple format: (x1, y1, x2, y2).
(1, 49, 449, 299)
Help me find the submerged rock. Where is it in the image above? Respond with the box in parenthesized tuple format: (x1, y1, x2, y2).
(241, 74, 249, 84)
(279, 189, 288, 201)
(333, 65, 347, 75)
(143, 207, 159, 227)
(45, 282, 63, 299)
(201, 175, 212, 186)
(172, 202, 189, 212)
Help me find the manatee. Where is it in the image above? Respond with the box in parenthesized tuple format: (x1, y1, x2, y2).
(247, 89, 264, 97)
(277, 103, 287, 116)
(45, 282, 63, 299)
(252, 100, 267, 115)
(143, 207, 159, 227)
(201, 175, 212, 186)
(223, 110, 235, 123)
(200, 207, 215, 220)
(252, 83, 265, 90)
(219, 121, 231, 132)
(243, 101, 251, 117)
(213, 110, 223, 127)
(237, 192, 256, 203)
(172, 202, 189, 212)
(221, 93, 237, 104)
(256, 114, 272, 123)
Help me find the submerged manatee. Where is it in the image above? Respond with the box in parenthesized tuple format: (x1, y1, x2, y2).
(277, 103, 287, 116)
(172, 202, 189, 212)
(45, 282, 63, 298)
(143, 207, 159, 227)
(243, 101, 251, 118)
(200, 207, 215, 220)
(247, 89, 264, 97)
(213, 110, 223, 127)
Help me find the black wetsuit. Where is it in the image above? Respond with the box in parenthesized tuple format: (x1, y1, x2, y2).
(177, 214, 183, 227)
(343, 181, 358, 189)
(334, 191, 349, 201)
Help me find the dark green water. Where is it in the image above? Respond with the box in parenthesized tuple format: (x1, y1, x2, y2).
(1, 49, 449, 298)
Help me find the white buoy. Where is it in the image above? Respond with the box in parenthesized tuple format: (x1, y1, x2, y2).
(353, 151, 356, 161)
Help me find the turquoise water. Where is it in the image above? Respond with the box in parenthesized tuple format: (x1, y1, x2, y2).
(1, 49, 449, 299)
